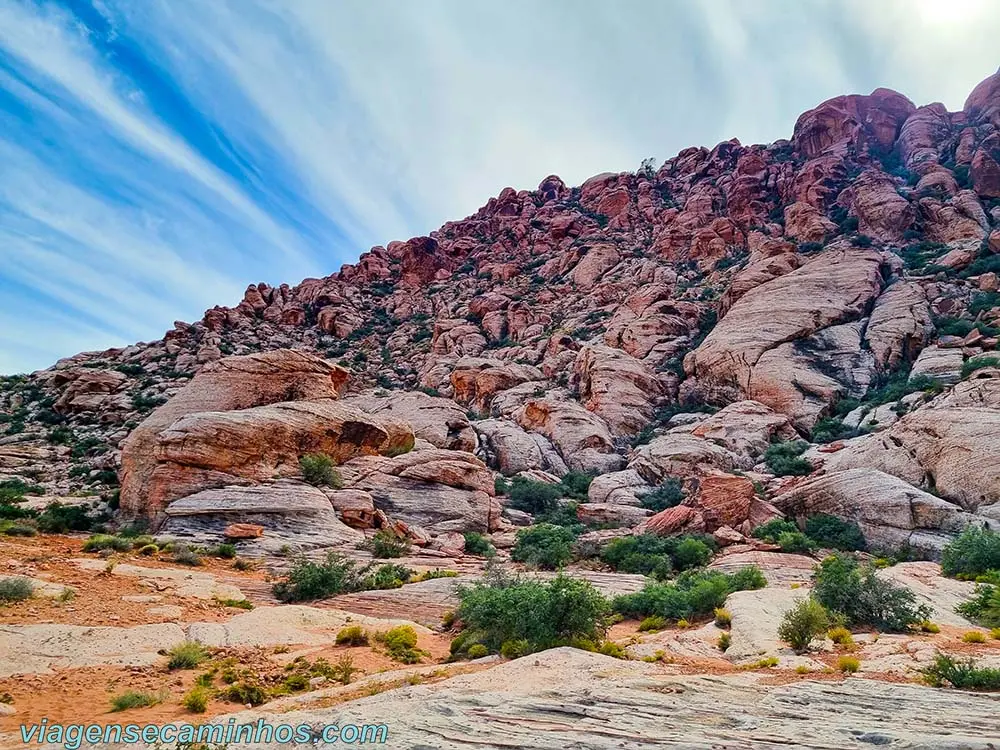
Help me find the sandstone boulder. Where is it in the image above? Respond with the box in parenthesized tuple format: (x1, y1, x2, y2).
(513, 397, 623, 474)
(342, 391, 477, 452)
(572, 345, 663, 436)
(449, 358, 543, 412)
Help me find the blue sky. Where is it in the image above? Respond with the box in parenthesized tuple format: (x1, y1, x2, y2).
(0, 0, 998, 374)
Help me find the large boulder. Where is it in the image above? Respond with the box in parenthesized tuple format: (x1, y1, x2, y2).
(474, 419, 568, 476)
(684, 249, 891, 428)
(120, 350, 408, 521)
(342, 391, 477, 452)
(449, 358, 543, 412)
(513, 397, 624, 474)
(685, 400, 798, 464)
(773, 468, 997, 557)
(572, 345, 663, 436)
(823, 377, 1000, 512)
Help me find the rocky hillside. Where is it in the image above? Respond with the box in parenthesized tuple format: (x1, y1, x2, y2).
(4, 71, 1000, 556)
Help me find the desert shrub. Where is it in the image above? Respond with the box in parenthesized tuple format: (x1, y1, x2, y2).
(2, 523, 35, 537)
(454, 571, 609, 655)
(463, 531, 494, 556)
(283, 673, 310, 691)
(600, 533, 715, 578)
(837, 655, 860, 674)
(778, 598, 830, 653)
(827, 626, 854, 646)
(182, 686, 209, 713)
(36, 502, 94, 533)
(110, 690, 160, 712)
(167, 641, 208, 670)
(412, 569, 458, 582)
(559, 471, 594, 500)
(714, 608, 732, 628)
(466, 644, 489, 659)
(500, 639, 530, 659)
(812, 554, 930, 631)
(920, 620, 941, 634)
(378, 625, 424, 663)
(299, 453, 343, 488)
(612, 567, 765, 621)
(764, 440, 812, 476)
(367, 530, 410, 559)
(941, 526, 1000, 578)
(82, 534, 131, 552)
(336, 625, 369, 646)
(365, 563, 413, 589)
(962, 355, 1000, 378)
(137, 544, 159, 556)
(273, 553, 366, 602)
(963, 630, 987, 644)
(224, 681, 267, 706)
(210, 543, 237, 559)
(534, 502, 583, 529)
(923, 652, 1000, 690)
(776, 532, 817, 554)
(638, 478, 686, 512)
(957, 585, 1000, 628)
(511, 524, 576, 570)
(804, 515, 866, 551)
(507, 477, 562, 515)
(215, 597, 253, 610)
(638, 615, 668, 632)
(752, 518, 799, 543)
(0, 576, 34, 603)
(173, 545, 203, 567)
(811, 416, 855, 444)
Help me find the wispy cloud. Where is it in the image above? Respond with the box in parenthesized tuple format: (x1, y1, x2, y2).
(1, 0, 998, 373)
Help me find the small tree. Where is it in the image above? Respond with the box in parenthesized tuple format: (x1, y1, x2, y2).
(511, 524, 576, 570)
(778, 598, 830, 653)
(299, 453, 343, 488)
(507, 477, 562, 515)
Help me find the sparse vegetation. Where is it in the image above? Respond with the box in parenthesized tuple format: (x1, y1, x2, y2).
(962, 355, 1000, 378)
(463, 531, 494, 557)
(336, 625, 369, 646)
(110, 690, 160, 712)
(182, 686, 210, 713)
(0, 576, 34, 603)
(923, 652, 1000, 690)
(612, 567, 766, 622)
(764, 440, 812, 477)
(82, 534, 131, 553)
(941, 526, 1000, 579)
(717, 632, 731, 651)
(167, 641, 209, 670)
(299, 453, 343, 488)
(837, 655, 860, 674)
(812, 554, 930, 631)
(778, 598, 830, 653)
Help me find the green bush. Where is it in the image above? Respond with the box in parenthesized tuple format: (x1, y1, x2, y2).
(777, 598, 830, 653)
(211, 543, 237, 559)
(638, 478, 685, 512)
(600, 533, 716, 577)
(752, 519, 799, 543)
(173, 545, 203, 566)
(466, 644, 489, 659)
(273, 553, 367, 602)
(511, 524, 576, 570)
(941, 526, 1000, 578)
(182, 686, 209, 713)
(455, 571, 609, 655)
(638, 615, 667, 632)
(110, 690, 160, 712)
(364, 563, 413, 589)
(764, 441, 812, 476)
(956, 584, 1000, 628)
(812, 554, 930, 631)
(811, 416, 855, 444)
(224, 681, 267, 706)
(922, 652, 1000, 690)
(367, 530, 410, 559)
(500, 639, 529, 659)
(167, 641, 208, 670)
(673, 537, 714, 569)
(336, 625, 369, 646)
(804, 514, 866, 551)
(962, 356, 1000, 378)
(379, 625, 424, 663)
(299, 453, 343, 488)
(612, 567, 766, 621)
(36, 502, 94, 533)
(559, 471, 594, 500)
(775, 531, 817, 554)
(82, 534, 131, 552)
(507, 477, 562, 514)
(463, 531, 494, 556)
(0, 576, 34, 602)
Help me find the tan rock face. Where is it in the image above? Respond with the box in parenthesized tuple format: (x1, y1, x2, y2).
(783, 202, 835, 243)
(864, 281, 933, 371)
(850, 171, 916, 242)
(688, 400, 798, 464)
(773, 468, 996, 557)
(513, 397, 623, 474)
(119, 350, 399, 520)
(573, 345, 663, 436)
(449, 358, 543, 413)
(686, 249, 888, 427)
(342, 391, 477, 452)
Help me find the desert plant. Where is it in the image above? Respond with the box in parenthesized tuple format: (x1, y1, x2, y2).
(612, 567, 766, 621)
(714, 608, 732, 628)
(717, 632, 731, 651)
(778, 598, 831, 653)
(36, 502, 94, 533)
(638, 615, 667, 632)
(827, 626, 854, 646)
(764, 440, 812, 476)
(367, 530, 410, 559)
(364, 563, 413, 589)
(272, 553, 366, 602)
(454, 571, 610, 656)
(215, 597, 253, 610)
(963, 630, 987, 644)
(210, 543, 237, 559)
(752, 518, 799, 543)
(500, 639, 529, 659)
(507, 477, 562, 515)
(463, 531, 494, 556)
(299, 453, 343, 488)
(110, 690, 160, 712)
(511, 524, 576, 570)
(837, 655, 860, 674)
(920, 620, 941, 634)
(82, 534, 131, 552)
(224, 681, 267, 706)
(775, 531, 817, 554)
(172, 545, 203, 567)
(467, 644, 489, 659)
(941, 526, 1000, 578)
(804, 514, 866, 551)
(923, 652, 1000, 690)
(336, 625, 369, 646)
(330, 654, 359, 684)
(379, 625, 424, 664)
(638, 478, 686, 512)
(167, 641, 208, 670)
(962, 355, 1000, 379)
(182, 686, 209, 713)
(137, 544, 159, 556)
(600, 533, 716, 578)
(0, 576, 34, 603)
